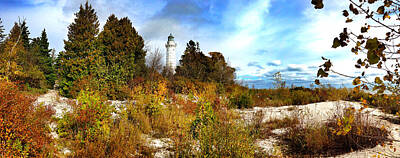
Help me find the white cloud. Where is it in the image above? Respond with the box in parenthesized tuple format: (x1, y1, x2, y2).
(272, 60, 281, 65)
(0, 1, 72, 52)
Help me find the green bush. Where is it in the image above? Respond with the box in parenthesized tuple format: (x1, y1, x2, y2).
(190, 101, 256, 157)
(197, 118, 256, 157)
(56, 90, 114, 154)
(229, 92, 254, 109)
(290, 90, 320, 105)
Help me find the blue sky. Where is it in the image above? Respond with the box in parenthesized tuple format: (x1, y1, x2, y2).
(0, 0, 373, 88)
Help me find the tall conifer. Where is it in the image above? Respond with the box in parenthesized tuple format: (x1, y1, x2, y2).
(0, 18, 5, 43)
(97, 15, 146, 99)
(20, 20, 30, 50)
(99, 15, 145, 80)
(38, 29, 56, 87)
(58, 2, 100, 97)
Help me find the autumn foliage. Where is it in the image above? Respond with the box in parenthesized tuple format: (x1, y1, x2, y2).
(0, 78, 54, 157)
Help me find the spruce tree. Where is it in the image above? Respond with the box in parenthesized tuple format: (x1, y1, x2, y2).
(38, 29, 56, 88)
(20, 20, 30, 50)
(58, 2, 100, 97)
(19, 21, 47, 89)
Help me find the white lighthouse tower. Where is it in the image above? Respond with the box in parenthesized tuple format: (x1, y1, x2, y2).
(165, 33, 177, 73)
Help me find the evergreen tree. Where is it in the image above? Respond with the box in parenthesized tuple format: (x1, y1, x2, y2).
(37, 29, 56, 88)
(0, 18, 5, 43)
(119, 17, 146, 76)
(99, 15, 146, 76)
(97, 14, 146, 99)
(176, 40, 235, 84)
(20, 20, 30, 50)
(0, 21, 46, 88)
(176, 40, 209, 81)
(58, 2, 100, 97)
(208, 52, 235, 84)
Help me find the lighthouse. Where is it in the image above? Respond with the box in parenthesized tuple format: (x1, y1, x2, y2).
(165, 33, 177, 73)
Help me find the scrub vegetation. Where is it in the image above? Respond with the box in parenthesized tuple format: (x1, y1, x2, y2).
(1, 1, 400, 157)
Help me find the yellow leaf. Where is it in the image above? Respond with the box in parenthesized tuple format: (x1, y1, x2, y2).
(385, 14, 391, 19)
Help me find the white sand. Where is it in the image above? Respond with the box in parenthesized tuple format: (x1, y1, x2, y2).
(237, 101, 400, 157)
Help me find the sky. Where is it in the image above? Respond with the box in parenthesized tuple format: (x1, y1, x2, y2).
(0, 0, 383, 89)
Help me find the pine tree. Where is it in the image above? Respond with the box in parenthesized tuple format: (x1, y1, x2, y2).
(208, 52, 235, 84)
(58, 2, 100, 97)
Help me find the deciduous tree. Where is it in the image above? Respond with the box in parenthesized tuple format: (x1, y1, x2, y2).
(313, 0, 400, 94)
(0, 21, 47, 89)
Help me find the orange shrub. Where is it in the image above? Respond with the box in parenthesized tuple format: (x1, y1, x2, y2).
(0, 78, 55, 157)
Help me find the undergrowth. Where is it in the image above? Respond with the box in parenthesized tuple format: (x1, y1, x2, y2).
(281, 105, 390, 157)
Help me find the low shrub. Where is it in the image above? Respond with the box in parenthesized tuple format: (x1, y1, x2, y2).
(0, 78, 55, 157)
(191, 101, 256, 157)
(229, 93, 253, 109)
(151, 105, 195, 138)
(75, 118, 152, 157)
(282, 106, 389, 156)
(56, 90, 114, 156)
(229, 87, 254, 109)
(364, 94, 400, 115)
(290, 90, 320, 105)
(57, 89, 154, 157)
(249, 111, 300, 139)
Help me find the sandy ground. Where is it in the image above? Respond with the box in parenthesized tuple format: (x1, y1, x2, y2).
(237, 101, 400, 157)
(35, 91, 400, 157)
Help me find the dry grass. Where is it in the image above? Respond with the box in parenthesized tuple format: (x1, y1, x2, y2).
(249, 110, 300, 139)
(281, 105, 390, 157)
(28, 76, 399, 157)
